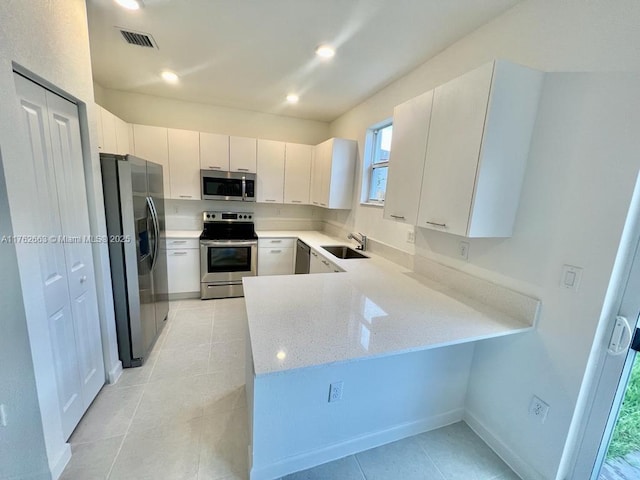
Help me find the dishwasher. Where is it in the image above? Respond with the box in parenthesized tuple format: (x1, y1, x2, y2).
(295, 239, 310, 274)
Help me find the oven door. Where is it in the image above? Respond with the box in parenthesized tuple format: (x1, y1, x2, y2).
(200, 240, 257, 284)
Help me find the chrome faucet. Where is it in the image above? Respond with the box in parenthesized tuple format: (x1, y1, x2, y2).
(348, 232, 367, 251)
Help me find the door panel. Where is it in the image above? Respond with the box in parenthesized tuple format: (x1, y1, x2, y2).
(45, 90, 105, 410)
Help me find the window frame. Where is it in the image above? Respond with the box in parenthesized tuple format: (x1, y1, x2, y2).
(362, 120, 393, 206)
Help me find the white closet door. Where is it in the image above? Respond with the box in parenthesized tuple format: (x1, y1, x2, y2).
(14, 74, 104, 440)
(46, 90, 104, 412)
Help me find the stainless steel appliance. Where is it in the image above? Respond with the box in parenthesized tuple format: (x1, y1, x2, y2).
(201, 170, 256, 201)
(100, 154, 169, 367)
(200, 211, 258, 299)
(295, 239, 310, 274)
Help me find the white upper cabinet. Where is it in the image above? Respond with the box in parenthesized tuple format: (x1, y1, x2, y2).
(311, 138, 356, 209)
(114, 115, 130, 155)
(200, 132, 229, 171)
(383, 90, 434, 225)
(230, 136, 257, 173)
(133, 124, 171, 197)
(256, 139, 285, 203)
(100, 106, 118, 154)
(417, 60, 544, 238)
(168, 128, 200, 200)
(284, 143, 312, 205)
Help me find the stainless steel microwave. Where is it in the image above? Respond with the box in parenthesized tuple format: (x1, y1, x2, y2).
(201, 170, 256, 202)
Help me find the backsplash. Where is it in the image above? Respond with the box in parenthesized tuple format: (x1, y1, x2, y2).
(164, 199, 323, 231)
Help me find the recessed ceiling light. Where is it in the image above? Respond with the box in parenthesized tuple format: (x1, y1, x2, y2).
(161, 71, 179, 84)
(114, 0, 141, 10)
(286, 94, 299, 104)
(315, 45, 335, 59)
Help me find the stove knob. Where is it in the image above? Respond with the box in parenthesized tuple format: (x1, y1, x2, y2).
(244, 215, 248, 219)
(206, 214, 210, 218)
(212, 214, 216, 218)
(249, 215, 252, 219)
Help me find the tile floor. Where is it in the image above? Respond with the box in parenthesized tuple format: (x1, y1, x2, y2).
(61, 298, 520, 480)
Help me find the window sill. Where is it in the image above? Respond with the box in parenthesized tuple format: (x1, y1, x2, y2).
(360, 202, 384, 208)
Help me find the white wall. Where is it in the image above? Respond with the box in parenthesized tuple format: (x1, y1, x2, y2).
(0, 0, 117, 476)
(99, 87, 331, 145)
(250, 344, 474, 479)
(0, 156, 49, 480)
(327, 1, 640, 478)
(166, 199, 322, 232)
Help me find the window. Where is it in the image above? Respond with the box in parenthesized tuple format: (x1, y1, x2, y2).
(365, 122, 392, 204)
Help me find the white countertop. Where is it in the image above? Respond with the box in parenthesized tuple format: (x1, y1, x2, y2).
(244, 231, 537, 377)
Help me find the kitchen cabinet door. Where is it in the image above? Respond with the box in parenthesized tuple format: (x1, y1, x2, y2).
(168, 128, 200, 200)
(200, 132, 229, 171)
(284, 143, 312, 205)
(258, 243, 295, 275)
(133, 124, 170, 197)
(96, 103, 104, 152)
(317, 138, 357, 209)
(166, 249, 200, 294)
(114, 115, 130, 155)
(417, 60, 543, 237)
(383, 90, 433, 225)
(100, 106, 118, 154)
(309, 143, 324, 206)
(309, 249, 325, 273)
(256, 139, 285, 203)
(230, 136, 257, 173)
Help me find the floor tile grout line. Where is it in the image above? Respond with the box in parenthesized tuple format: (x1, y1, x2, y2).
(353, 454, 368, 480)
(415, 437, 448, 480)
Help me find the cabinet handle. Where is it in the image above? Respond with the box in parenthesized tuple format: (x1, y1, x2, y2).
(390, 214, 406, 220)
(171, 252, 188, 256)
(237, 168, 250, 172)
(312, 201, 318, 205)
(270, 249, 282, 254)
(209, 166, 221, 170)
(426, 221, 447, 228)
(179, 195, 193, 198)
(320, 203, 327, 206)
(333, 269, 341, 273)
(172, 240, 187, 244)
(265, 199, 277, 202)
(291, 200, 302, 203)
(311, 251, 318, 257)
(269, 240, 282, 243)
(321, 260, 330, 266)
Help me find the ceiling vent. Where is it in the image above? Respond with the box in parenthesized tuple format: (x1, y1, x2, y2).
(117, 28, 158, 48)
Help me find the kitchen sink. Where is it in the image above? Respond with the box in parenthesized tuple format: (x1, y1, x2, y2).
(321, 245, 369, 259)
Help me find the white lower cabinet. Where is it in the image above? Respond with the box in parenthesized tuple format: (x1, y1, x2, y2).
(165, 238, 200, 296)
(310, 248, 341, 273)
(258, 238, 295, 275)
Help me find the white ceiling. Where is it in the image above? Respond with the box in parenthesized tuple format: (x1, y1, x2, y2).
(87, 0, 520, 122)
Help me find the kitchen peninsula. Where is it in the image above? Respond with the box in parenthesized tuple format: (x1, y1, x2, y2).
(243, 231, 540, 480)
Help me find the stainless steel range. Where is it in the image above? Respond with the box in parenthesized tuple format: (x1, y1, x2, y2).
(200, 211, 258, 299)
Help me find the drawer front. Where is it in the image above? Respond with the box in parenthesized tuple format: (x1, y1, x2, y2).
(166, 238, 200, 250)
(258, 237, 295, 248)
(166, 249, 200, 293)
(258, 247, 295, 276)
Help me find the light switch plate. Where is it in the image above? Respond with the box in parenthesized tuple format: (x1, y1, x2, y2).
(560, 265, 583, 291)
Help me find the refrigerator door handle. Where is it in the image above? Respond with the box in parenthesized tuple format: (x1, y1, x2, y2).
(146, 196, 160, 271)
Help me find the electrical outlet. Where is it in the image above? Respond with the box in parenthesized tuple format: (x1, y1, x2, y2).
(0, 404, 7, 427)
(328, 381, 344, 402)
(529, 395, 549, 423)
(407, 230, 415, 244)
(459, 241, 470, 260)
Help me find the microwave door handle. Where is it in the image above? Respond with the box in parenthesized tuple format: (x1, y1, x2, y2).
(241, 176, 246, 201)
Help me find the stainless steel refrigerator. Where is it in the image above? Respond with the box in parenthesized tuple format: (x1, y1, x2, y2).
(100, 154, 169, 367)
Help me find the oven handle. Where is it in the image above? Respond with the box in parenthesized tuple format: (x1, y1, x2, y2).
(241, 176, 246, 201)
(200, 240, 257, 247)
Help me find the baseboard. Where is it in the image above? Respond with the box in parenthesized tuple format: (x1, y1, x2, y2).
(49, 442, 72, 480)
(250, 408, 464, 480)
(107, 360, 123, 384)
(464, 410, 546, 480)
(168, 292, 200, 301)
